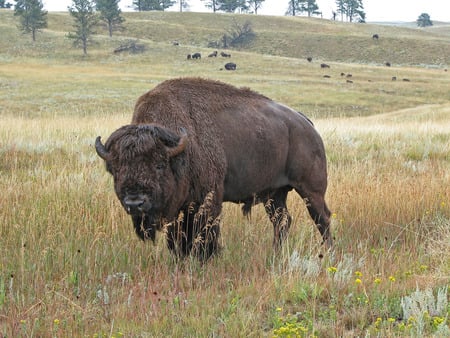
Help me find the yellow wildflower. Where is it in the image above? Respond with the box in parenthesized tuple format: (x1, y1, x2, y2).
(327, 266, 337, 273)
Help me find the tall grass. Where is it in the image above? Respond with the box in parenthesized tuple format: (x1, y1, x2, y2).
(1, 110, 448, 336)
(0, 10, 449, 337)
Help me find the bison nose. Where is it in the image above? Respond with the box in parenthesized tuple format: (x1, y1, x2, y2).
(123, 195, 145, 214)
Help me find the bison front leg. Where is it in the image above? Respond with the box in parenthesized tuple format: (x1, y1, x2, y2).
(165, 203, 221, 261)
(191, 192, 222, 261)
(191, 217, 221, 261)
(264, 188, 292, 249)
(166, 209, 196, 258)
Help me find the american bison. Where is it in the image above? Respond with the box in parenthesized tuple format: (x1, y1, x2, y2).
(224, 62, 236, 70)
(95, 78, 332, 260)
(372, 34, 379, 40)
(220, 51, 231, 57)
(191, 52, 201, 59)
(320, 63, 330, 68)
(208, 51, 218, 57)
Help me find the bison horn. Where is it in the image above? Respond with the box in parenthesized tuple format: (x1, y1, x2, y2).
(166, 128, 188, 158)
(95, 136, 109, 160)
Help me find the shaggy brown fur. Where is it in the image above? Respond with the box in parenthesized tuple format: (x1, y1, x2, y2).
(96, 77, 331, 260)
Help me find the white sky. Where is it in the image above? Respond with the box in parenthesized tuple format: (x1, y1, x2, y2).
(42, 0, 450, 22)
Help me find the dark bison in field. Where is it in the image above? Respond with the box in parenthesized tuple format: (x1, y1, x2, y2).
(95, 78, 331, 260)
(224, 62, 236, 70)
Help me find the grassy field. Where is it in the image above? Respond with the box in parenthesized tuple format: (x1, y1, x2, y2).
(0, 9, 449, 337)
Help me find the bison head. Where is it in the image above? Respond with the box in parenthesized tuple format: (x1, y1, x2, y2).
(95, 124, 188, 242)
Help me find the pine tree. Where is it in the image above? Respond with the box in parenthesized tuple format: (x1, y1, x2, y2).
(95, 0, 124, 37)
(287, 0, 319, 17)
(14, 0, 48, 42)
(178, 0, 190, 12)
(417, 13, 433, 27)
(132, 0, 175, 11)
(0, 0, 13, 8)
(247, 0, 265, 14)
(217, 0, 248, 13)
(68, 0, 98, 55)
(335, 0, 365, 22)
(201, 0, 218, 12)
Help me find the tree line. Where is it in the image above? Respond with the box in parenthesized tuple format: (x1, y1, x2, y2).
(13, 0, 125, 54)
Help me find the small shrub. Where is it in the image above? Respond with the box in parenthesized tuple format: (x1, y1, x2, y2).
(222, 18, 256, 49)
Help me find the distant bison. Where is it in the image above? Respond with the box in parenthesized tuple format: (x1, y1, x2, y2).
(372, 34, 379, 40)
(95, 78, 332, 260)
(224, 62, 236, 70)
(191, 52, 201, 59)
(220, 51, 231, 57)
(208, 51, 218, 57)
(320, 63, 330, 68)
(306, 57, 313, 62)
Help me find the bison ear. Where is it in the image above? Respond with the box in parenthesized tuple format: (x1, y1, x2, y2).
(95, 136, 109, 160)
(166, 128, 188, 158)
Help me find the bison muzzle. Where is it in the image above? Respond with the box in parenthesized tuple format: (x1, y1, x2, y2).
(96, 77, 332, 261)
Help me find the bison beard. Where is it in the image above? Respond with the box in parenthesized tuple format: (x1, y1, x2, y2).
(96, 77, 332, 261)
(132, 213, 159, 242)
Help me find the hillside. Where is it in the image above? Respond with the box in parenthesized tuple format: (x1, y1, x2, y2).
(1, 10, 449, 66)
(0, 9, 449, 119)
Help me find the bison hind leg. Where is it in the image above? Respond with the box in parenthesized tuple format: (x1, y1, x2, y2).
(295, 188, 332, 248)
(241, 200, 253, 217)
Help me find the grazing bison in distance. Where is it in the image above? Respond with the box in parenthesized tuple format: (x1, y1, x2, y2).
(95, 78, 332, 261)
(224, 62, 236, 70)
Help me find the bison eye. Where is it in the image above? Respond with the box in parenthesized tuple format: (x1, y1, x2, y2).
(156, 163, 166, 170)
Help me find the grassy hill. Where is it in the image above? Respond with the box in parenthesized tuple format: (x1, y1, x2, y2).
(4, 10, 449, 66)
(0, 9, 449, 119)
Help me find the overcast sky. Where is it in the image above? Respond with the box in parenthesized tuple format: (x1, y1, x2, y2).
(42, 0, 450, 22)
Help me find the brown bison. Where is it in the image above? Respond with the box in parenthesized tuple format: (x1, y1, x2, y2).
(95, 78, 331, 260)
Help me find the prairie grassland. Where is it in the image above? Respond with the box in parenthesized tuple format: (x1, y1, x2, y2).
(1, 107, 449, 337)
(1, 10, 449, 337)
